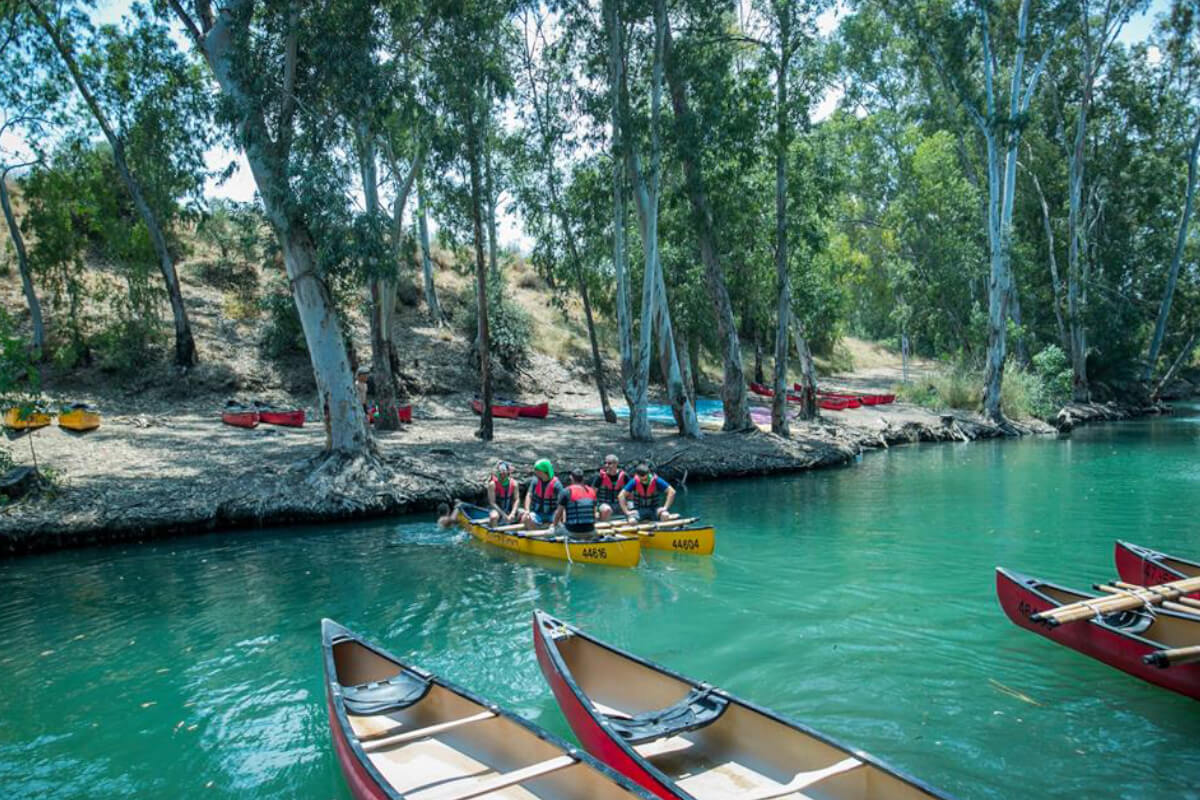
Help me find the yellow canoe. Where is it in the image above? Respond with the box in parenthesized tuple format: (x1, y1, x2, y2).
(4, 408, 51, 430)
(58, 406, 101, 432)
(456, 506, 642, 568)
(635, 524, 716, 555)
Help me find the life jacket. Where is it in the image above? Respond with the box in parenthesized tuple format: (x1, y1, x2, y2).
(596, 469, 628, 506)
(632, 475, 664, 511)
(564, 484, 597, 527)
(529, 477, 563, 516)
(491, 476, 517, 513)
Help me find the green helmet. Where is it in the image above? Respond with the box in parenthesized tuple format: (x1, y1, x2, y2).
(533, 458, 553, 478)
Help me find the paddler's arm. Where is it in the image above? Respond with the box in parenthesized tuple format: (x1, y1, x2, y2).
(487, 482, 499, 513)
(617, 486, 636, 520)
(661, 482, 676, 513)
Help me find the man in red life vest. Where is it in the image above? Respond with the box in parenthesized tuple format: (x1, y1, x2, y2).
(486, 461, 521, 525)
(618, 463, 676, 523)
(553, 469, 598, 536)
(520, 459, 564, 529)
(591, 453, 627, 521)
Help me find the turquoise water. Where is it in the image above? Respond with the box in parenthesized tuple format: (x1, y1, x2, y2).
(2, 411, 1199, 798)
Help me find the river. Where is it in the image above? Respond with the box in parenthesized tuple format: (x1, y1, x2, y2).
(1, 409, 1198, 798)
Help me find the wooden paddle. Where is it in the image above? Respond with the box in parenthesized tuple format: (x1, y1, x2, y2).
(491, 516, 698, 534)
(1114, 580, 1200, 610)
(1144, 645, 1200, 668)
(1033, 575, 1200, 626)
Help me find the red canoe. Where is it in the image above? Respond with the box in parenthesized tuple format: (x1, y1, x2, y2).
(995, 567, 1200, 700)
(1115, 541, 1200, 598)
(471, 399, 548, 419)
(749, 382, 807, 404)
(532, 611, 952, 800)
(797, 384, 894, 406)
(321, 620, 654, 800)
(221, 407, 259, 428)
(256, 405, 305, 427)
(369, 405, 413, 424)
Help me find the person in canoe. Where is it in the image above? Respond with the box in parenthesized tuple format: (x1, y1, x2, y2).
(618, 463, 677, 523)
(553, 469, 599, 538)
(486, 461, 521, 525)
(520, 459, 563, 529)
(591, 454, 627, 522)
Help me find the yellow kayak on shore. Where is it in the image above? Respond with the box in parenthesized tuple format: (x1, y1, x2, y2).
(4, 407, 51, 430)
(456, 505, 642, 568)
(58, 405, 101, 432)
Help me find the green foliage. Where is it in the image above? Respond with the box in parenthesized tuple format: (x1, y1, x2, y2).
(259, 281, 308, 360)
(460, 273, 532, 370)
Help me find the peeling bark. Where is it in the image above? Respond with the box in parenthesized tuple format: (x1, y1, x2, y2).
(0, 176, 43, 355)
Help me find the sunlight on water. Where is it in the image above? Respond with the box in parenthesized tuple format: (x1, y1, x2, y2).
(2, 412, 1199, 798)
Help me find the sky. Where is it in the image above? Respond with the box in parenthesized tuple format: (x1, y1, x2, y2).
(7, 0, 1176, 254)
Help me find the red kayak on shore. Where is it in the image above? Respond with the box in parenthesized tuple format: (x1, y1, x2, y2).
(254, 403, 305, 427)
(471, 399, 548, 419)
(995, 566, 1200, 700)
(369, 405, 413, 424)
(533, 611, 952, 800)
(1115, 541, 1200, 597)
(321, 620, 655, 800)
(795, 384, 895, 406)
(221, 405, 259, 428)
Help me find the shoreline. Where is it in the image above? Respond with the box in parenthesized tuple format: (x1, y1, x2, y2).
(0, 397, 1171, 555)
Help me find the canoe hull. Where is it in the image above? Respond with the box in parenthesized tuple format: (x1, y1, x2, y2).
(4, 408, 51, 430)
(57, 409, 101, 431)
(259, 409, 305, 427)
(996, 567, 1200, 700)
(325, 689, 390, 800)
(221, 411, 259, 428)
(471, 399, 521, 419)
(533, 617, 680, 800)
(637, 525, 715, 555)
(457, 507, 641, 568)
(1114, 540, 1200, 598)
(533, 611, 950, 800)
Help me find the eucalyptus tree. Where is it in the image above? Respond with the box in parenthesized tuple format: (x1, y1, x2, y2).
(1144, 1, 1200, 381)
(513, 5, 616, 423)
(27, 1, 204, 368)
(166, 0, 370, 459)
(426, 0, 516, 442)
(882, 0, 1060, 423)
(605, 0, 699, 440)
(660, 1, 753, 431)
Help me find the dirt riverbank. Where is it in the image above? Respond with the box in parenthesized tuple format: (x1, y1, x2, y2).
(0, 382, 1171, 555)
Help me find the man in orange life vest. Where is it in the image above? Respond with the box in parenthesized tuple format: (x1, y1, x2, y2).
(591, 454, 627, 521)
(520, 459, 564, 529)
(486, 461, 521, 525)
(618, 463, 676, 523)
(553, 469, 599, 536)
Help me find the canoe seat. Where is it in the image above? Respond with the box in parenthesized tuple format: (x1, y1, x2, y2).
(344, 669, 431, 716)
(1101, 609, 1154, 634)
(601, 686, 728, 745)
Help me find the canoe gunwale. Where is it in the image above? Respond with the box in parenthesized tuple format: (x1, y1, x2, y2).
(321, 619, 653, 800)
(456, 504, 641, 568)
(531, 610, 952, 800)
(1115, 540, 1199, 584)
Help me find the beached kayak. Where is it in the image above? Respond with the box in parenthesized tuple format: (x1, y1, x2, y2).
(532, 611, 953, 800)
(254, 403, 305, 427)
(456, 504, 641, 568)
(995, 566, 1200, 700)
(4, 407, 51, 430)
(221, 404, 259, 428)
(470, 399, 548, 419)
(57, 404, 101, 432)
(321, 620, 656, 800)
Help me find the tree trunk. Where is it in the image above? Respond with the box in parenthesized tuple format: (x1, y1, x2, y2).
(754, 334, 765, 384)
(606, 0, 648, 440)
(1066, 86, 1091, 400)
(1151, 331, 1197, 402)
(359, 133, 403, 431)
(194, 0, 367, 454)
(577, 265, 617, 423)
(484, 99, 500, 280)
(1029, 167, 1070, 352)
(468, 112, 494, 441)
(34, 4, 197, 368)
(415, 163, 445, 325)
(0, 177, 44, 355)
(663, 22, 751, 432)
(1144, 122, 1200, 380)
(771, 14, 792, 438)
(1009, 279, 1028, 367)
(792, 319, 819, 421)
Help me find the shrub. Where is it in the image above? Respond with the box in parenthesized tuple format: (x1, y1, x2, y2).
(1032, 345, 1072, 410)
(396, 277, 421, 308)
(460, 274, 532, 370)
(260, 288, 307, 358)
(932, 367, 979, 410)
